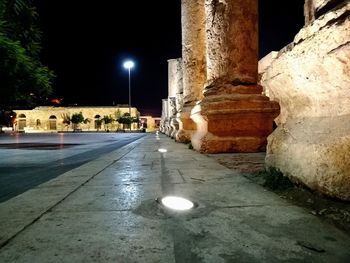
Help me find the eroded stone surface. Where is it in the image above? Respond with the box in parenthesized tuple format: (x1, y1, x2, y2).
(191, 90, 280, 153)
(177, 0, 207, 142)
(263, 2, 350, 200)
(181, 0, 206, 104)
(176, 106, 196, 143)
(266, 117, 350, 200)
(167, 97, 177, 137)
(204, 0, 258, 86)
(190, 0, 279, 153)
(167, 58, 183, 138)
(160, 99, 168, 134)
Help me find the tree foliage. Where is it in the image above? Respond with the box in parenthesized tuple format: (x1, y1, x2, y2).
(0, 0, 54, 110)
(61, 112, 71, 130)
(71, 112, 84, 125)
(117, 113, 139, 130)
(102, 115, 113, 131)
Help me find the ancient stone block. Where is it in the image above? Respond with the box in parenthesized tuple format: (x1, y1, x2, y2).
(263, 3, 350, 200)
(191, 90, 280, 153)
(266, 117, 350, 200)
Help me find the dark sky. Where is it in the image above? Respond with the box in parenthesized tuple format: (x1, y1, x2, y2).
(35, 0, 304, 116)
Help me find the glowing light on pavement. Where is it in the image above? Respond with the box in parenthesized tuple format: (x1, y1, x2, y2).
(160, 196, 194, 211)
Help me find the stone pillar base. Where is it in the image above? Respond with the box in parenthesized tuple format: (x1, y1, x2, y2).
(161, 120, 169, 135)
(176, 105, 197, 143)
(191, 85, 280, 153)
(170, 118, 179, 138)
(165, 124, 172, 137)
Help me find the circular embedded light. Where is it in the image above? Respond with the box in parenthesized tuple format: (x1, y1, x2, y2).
(158, 148, 167, 153)
(160, 196, 194, 211)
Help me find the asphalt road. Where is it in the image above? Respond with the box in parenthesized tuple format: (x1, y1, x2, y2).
(0, 132, 146, 203)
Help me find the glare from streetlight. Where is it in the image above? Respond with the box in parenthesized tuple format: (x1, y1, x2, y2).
(123, 60, 134, 69)
(123, 59, 135, 122)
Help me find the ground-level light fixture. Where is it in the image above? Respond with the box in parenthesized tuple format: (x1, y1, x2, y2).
(157, 196, 195, 211)
(158, 148, 167, 153)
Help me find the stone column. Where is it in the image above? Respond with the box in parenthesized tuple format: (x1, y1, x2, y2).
(160, 99, 168, 134)
(191, 0, 280, 153)
(177, 0, 206, 143)
(166, 97, 177, 137)
(168, 58, 183, 138)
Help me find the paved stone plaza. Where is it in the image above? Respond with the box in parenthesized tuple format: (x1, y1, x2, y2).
(0, 134, 349, 262)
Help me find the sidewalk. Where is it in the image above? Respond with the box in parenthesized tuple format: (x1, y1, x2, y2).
(0, 133, 349, 262)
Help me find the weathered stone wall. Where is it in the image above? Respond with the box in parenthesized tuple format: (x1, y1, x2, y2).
(14, 106, 138, 132)
(263, 1, 350, 200)
(304, 0, 347, 25)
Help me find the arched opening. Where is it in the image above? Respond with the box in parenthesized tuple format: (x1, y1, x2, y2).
(94, 114, 101, 130)
(18, 114, 26, 131)
(49, 115, 57, 130)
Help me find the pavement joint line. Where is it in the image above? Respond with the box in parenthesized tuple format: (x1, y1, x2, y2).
(215, 204, 294, 209)
(0, 139, 143, 250)
(52, 209, 133, 213)
(177, 169, 187, 183)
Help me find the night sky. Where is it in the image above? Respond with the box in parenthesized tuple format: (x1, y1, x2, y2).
(35, 0, 305, 116)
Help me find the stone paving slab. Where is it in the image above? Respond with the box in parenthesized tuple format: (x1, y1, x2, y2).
(0, 211, 175, 263)
(0, 140, 140, 247)
(0, 133, 350, 262)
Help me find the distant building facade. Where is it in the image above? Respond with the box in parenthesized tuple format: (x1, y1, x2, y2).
(13, 106, 159, 132)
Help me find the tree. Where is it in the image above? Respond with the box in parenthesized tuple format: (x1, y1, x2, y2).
(61, 113, 71, 131)
(83, 117, 91, 130)
(0, 0, 54, 110)
(117, 113, 133, 130)
(71, 112, 84, 131)
(95, 119, 102, 132)
(102, 115, 113, 132)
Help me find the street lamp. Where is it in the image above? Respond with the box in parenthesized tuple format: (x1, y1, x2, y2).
(123, 60, 134, 116)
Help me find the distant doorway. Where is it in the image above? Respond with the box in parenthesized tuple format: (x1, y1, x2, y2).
(18, 114, 26, 131)
(49, 115, 57, 130)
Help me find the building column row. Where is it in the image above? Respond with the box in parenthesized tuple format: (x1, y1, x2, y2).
(163, 0, 279, 153)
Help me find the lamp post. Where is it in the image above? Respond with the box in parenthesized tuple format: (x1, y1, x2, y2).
(123, 60, 134, 116)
